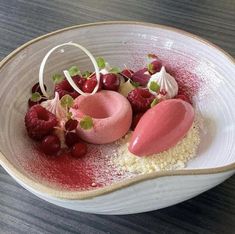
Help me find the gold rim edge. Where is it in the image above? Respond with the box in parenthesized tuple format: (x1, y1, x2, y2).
(0, 21, 234, 200)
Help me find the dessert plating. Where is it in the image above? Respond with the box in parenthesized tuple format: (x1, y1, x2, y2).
(23, 42, 201, 189)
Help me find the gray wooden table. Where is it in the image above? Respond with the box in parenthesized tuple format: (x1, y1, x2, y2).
(0, 0, 235, 233)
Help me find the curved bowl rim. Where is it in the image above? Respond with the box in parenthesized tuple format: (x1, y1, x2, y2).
(0, 21, 234, 200)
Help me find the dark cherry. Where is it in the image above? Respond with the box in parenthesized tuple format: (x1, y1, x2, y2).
(71, 143, 87, 158)
(101, 73, 120, 91)
(31, 82, 47, 95)
(65, 132, 80, 147)
(41, 135, 61, 155)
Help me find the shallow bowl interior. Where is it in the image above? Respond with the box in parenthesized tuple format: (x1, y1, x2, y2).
(0, 22, 235, 195)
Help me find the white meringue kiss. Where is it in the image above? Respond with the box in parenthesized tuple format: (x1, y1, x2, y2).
(41, 92, 67, 120)
(147, 66, 178, 99)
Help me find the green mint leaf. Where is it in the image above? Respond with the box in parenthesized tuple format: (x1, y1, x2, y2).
(82, 71, 91, 78)
(60, 95, 74, 109)
(150, 98, 159, 108)
(68, 66, 81, 76)
(31, 92, 42, 102)
(52, 74, 64, 84)
(147, 63, 155, 74)
(149, 81, 160, 93)
(96, 57, 106, 69)
(130, 80, 140, 88)
(80, 116, 93, 130)
(109, 67, 121, 74)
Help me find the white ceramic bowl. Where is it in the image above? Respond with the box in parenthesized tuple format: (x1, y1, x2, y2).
(0, 22, 235, 214)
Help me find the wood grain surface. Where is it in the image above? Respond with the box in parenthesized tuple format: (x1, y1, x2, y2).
(0, 0, 235, 233)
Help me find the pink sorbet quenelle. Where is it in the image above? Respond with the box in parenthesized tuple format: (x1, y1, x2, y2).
(128, 99, 195, 156)
(70, 90, 132, 144)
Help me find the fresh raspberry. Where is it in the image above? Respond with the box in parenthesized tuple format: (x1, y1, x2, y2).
(131, 112, 144, 130)
(127, 88, 155, 113)
(55, 76, 85, 99)
(25, 105, 58, 140)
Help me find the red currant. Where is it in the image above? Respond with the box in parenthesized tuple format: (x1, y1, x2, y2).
(71, 143, 87, 158)
(82, 76, 102, 93)
(101, 73, 120, 91)
(41, 135, 61, 155)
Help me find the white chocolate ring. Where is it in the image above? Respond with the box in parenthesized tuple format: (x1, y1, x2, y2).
(39, 42, 100, 98)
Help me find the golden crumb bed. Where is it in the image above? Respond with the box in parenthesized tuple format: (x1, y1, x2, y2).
(113, 121, 200, 174)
